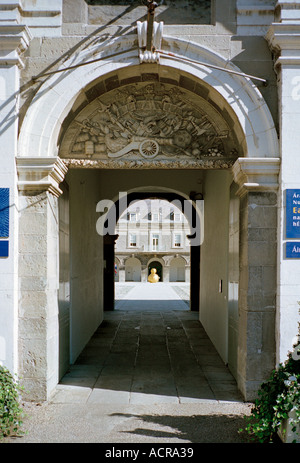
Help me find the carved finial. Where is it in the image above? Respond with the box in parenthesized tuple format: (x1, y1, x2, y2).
(148, 0, 158, 15)
(143, 0, 158, 15)
(138, 1, 163, 63)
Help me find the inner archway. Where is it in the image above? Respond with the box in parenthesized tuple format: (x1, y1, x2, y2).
(125, 257, 141, 282)
(103, 190, 202, 313)
(111, 191, 193, 314)
(148, 261, 163, 282)
(170, 256, 186, 282)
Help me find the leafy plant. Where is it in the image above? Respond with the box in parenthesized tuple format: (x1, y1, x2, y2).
(243, 336, 300, 443)
(0, 366, 25, 438)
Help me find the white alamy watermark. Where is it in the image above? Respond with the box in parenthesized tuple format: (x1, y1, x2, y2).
(292, 76, 300, 101)
(96, 192, 204, 246)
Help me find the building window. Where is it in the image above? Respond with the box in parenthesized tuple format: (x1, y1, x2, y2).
(174, 234, 182, 247)
(170, 210, 181, 222)
(152, 234, 159, 251)
(129, 234, 137, 247)
(129, 212, 137, 222)
(148, 212, 159, 222)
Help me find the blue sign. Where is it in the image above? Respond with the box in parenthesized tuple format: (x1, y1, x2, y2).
(0, 241, 9, 258)
(286, 189, 300, 238)
(0, 188, 9, 238)
(286, 242, 300, 259)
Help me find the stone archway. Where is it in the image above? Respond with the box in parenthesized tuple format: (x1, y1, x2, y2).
(109, 188, 201, 312)
(18, 34, 279, 160)
(148, 259, 164, 282)
(125, 257, 142, 282)
(17, 35, 280, 402)
(170, 256, 186, 282)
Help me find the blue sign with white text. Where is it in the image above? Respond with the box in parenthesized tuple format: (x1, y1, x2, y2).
(0, 188, 9, 238)
(0, 241, 9, 258)
(286, 242, 300, 259)
(286, 189, 300, 238)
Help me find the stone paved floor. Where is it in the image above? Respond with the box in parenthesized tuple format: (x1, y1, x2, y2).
(3, 283, 254, 443)
(52, 283, 243, 405)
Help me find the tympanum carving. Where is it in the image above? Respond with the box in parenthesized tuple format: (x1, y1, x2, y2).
(60, 82, 238, 168)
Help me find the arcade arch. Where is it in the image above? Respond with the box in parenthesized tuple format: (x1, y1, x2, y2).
(104, 188, 200, 311)
(148, 259, 164, 282)
(170, 256, 187, 282)
(125, 257, 142, 282)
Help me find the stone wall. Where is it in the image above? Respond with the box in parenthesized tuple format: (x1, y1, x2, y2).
(199, 170, 233, 365)
(238, 191, 277, 398)
(19, 191, 60, 400)
(68, 169, 104, 364)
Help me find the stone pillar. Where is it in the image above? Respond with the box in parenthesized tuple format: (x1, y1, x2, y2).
(119, 268, 126, 282)
(17, 157, 67, 401)
(267, 2, 300, 365)
(185, 265, 190, 283)
(163, 265, 170, 282)
(0, 14, 31, 374)
(188, 236, 200, 311)
(141, 265, 148, 282)
(233, 158, 280, 400)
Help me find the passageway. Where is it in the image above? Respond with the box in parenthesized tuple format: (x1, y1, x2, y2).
(59, 168, 239, 398)
(54, 283, 242, 405)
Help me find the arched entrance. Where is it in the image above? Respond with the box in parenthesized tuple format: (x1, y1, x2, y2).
(17, 34, 280, 402)
(125, 257, 142, 282)
(148, 260, 163, 282)
(170, 256, 186, 282)
(103, 189, 201, 313)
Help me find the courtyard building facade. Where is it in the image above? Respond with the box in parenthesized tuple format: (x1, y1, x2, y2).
(115, 199, 190, 283)
(0, 0, 299, 403)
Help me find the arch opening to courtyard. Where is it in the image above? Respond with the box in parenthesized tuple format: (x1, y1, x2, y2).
(110, 193, 198, 311)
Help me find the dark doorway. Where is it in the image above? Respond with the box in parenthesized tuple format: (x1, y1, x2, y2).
(148, 261, 163, 282)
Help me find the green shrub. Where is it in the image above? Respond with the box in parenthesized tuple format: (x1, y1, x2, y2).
(243, 340, 300, 443)
(0, 366, 25, 438)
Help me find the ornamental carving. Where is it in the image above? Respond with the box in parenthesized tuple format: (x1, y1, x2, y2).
(60, 82, 238, 166)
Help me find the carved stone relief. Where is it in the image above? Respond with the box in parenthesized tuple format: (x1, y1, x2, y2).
(60, 82, 239, 169)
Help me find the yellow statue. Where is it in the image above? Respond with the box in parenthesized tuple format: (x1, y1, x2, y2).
(148, 267, 160, 283)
